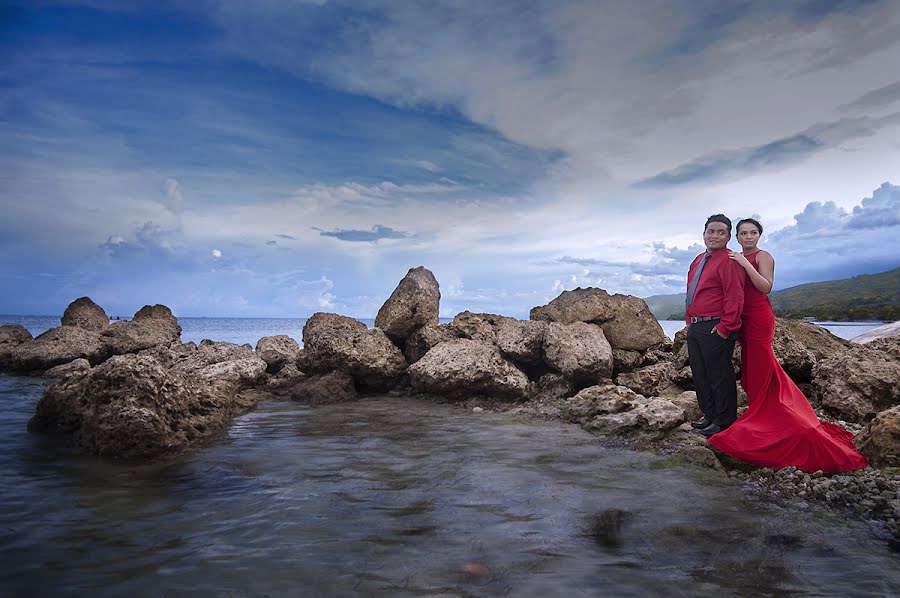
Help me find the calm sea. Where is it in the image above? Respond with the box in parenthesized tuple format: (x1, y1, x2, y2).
(0, 315, 887, 348)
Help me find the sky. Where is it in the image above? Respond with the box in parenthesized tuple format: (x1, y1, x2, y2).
(1, 0, 898, 318)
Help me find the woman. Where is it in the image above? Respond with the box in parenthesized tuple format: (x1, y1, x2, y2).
(706, 218, 867, 473)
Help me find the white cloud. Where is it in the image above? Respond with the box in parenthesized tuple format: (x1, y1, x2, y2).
(211, 249, 222, 258)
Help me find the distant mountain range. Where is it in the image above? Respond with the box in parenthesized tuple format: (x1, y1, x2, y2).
(643, 267, 899, 321)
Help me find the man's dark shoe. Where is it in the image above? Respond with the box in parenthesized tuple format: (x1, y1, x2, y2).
(691, 418, 712, 429)
(700, 423, 727, 437)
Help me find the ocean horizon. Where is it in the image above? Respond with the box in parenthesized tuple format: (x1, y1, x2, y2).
(0, 314, 887, 347)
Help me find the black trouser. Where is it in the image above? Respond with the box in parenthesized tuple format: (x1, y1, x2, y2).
(686, 319, 738, 427)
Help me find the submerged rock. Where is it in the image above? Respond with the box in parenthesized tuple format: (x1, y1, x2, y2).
(290, 371, 357, 404)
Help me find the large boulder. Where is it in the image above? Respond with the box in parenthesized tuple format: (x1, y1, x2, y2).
(10, 326, 108, 373)
(407, 339, 529, 400)
(28, 353, 259, 459)
(855, 405, 900, 468)
(812, 346, 900, 423)
(101, 304, 182, 355)
(374, 266, 441, 344)
(404, 324, 459, 364)
(542, 321, 613, 384)
(302, 312, 407, 390)
(530, 288, 667, 352)
(61, 297, 109, 331)
(169, 340, 268, 390)
(772, 318, 851, 383)
(448, 311, 507, 343)
(0, 324, 33, 370)
(496, 319, 547, 367)
(255, 335, 300, 374)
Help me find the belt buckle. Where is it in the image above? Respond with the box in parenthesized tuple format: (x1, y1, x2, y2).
(690, 316, 699, 324)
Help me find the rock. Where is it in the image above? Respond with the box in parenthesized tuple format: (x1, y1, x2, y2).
(170, 340, 267, 390)
(255, 335, 300, 374)
(302, 312, 407, 391)
(865, 336, 900, 360)
(615, 362, 676, 397)
(407, 339, 529, 401)
(448, 311, 508, 343)
(672, 365, 694, 390)
(61, 297, 108, 331)
(560, 384, 640, 425)
(10, 326, 108, 373)
(404, 324, 459, 364)
(530, 372, 577, 402)
(0, 324, 33, 370)
(374, 266, 440, 344)
(612, 349, 643, 374)
(44, 358, 91, 378)
(290, 371, 357, 404)
(856, 406, 900, 468)
(530, 287, 667, 351)
(101, 304, 182, 355)
(560, 383, 685, 438)
(28, 353, 258, 459)
(667, 390, 703, 422)
(772, 318, 851, 383)
(812, 346, 900, 422)
(852, 320, 900, 344)
(542, 321, 613, 384)
(496, 319, 546, 367)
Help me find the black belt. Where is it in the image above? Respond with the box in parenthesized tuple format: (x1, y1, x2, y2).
(689, 316, 720, 323)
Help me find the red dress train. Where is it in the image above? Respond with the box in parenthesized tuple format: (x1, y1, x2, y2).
(707, 252, 867, 473)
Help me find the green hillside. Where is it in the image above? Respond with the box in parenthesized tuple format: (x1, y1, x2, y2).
(643, 267, 899, 321)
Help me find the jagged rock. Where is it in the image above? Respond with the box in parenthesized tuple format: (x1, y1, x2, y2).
(407, 339, 529, 400)
(302, 312, 407, 391)
(255, 335, 300, 374)
(290, 371, 357, 404)
(10, 326, 108, 373)
(641, 346, 674, 367)
(864, 336, 900, 359)
(61, 297, 108, 331)
(404, 324, 459, 364)
(812, 346, 900, 422)
(671, 327, 688, 367)
(561, 383, 686, 438)
(101, 304, 182, 355)
(374, 266, 440, 344)
(612, 349, 643, 374)
(542, 321, 613, 383)
(530, 372, 577, 403)
(170, 340, 267, 389)
(772, 318, 851, 383)
(615, 362, 676, 397)
(530, 287, 667, 351)
(855, 405, 900, 468)
(28, 353, 258, 459)
(449, 311, 508, 343)
(560, 384, 639, 425)
(667, 390, 703, 422)
(0, 324, 33, 370)
(496, 319, 546, 367)
(44, 358, 91, 378)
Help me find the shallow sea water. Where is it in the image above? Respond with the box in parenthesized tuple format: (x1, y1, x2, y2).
(1, 376, 898, 597)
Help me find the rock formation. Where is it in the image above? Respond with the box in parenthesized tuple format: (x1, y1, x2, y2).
(255, 335, 301, 374)
(407, 339, 529, 400)
(374, 266, 440, 345)
(60, 297, 109, 331)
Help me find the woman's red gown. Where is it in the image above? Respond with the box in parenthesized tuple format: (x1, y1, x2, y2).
(707, 251, 868, 473)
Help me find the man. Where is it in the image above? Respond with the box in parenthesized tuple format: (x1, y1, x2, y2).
(685, 214, 745, 437)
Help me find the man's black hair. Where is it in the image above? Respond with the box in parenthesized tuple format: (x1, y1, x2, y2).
(736, 217, 763, 235)
(705, 213, 732, 235)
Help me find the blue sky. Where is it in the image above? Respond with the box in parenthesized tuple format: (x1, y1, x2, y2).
(1, 0, 898, 318)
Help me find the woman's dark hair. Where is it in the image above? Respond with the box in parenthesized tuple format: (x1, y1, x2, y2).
(736, 218, 763, 234)
(705, 213, 732, 234)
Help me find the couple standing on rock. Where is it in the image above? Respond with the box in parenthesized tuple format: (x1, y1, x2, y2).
(685, 214, 867, 473)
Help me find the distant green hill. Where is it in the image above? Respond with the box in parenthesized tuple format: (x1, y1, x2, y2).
(643, 267, 899, 321)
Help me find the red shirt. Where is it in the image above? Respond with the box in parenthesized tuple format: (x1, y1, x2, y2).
(685, 248, 745, 336)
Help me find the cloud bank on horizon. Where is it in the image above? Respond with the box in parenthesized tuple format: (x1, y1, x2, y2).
(1, 0, 898, 318)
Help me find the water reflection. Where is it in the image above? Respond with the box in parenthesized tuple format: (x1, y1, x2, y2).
(0, 378, 897, 596)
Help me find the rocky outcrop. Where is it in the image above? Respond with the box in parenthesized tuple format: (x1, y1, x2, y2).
(530, 288, 667, 351)
(542, 321, 613, 384)
(560, 383, 686, 438)
(255, 335, 300, 374)
(44, 358, 91, 378)
(0, 324, 33, 369)
(10, 326, 108, 373)
(302, 312, 406, 391)
(167, 340, 267, 391)
(61, 297, 108, 331)
(772, 318, 851, 383)
(408, 339, 529, 400)
(375, 266, 440, 345)
(855, 405, 900, 468)
(404, 324, 458, 364)
(290, 371, 357, 404)
(101, 304, 182, 356)
(812, 346, 900, 423)
(28, 353, 258, 459)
